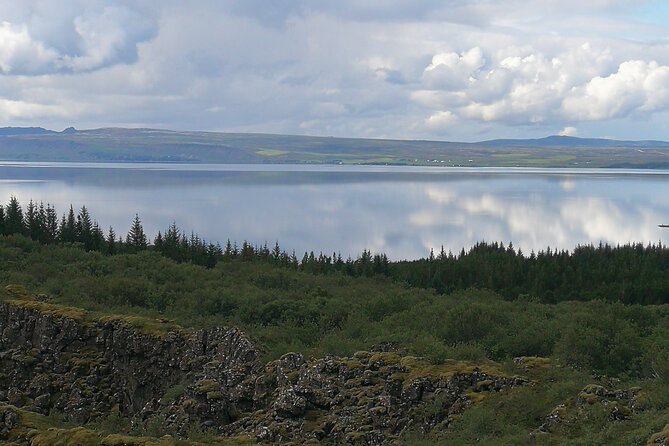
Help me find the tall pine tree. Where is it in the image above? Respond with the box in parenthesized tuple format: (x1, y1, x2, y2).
(126, 214, 148, 250)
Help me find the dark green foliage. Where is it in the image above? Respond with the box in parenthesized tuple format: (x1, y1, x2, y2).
(126, 214, 148, 251)
(4, 196, 24, 235)
(5, 196, 669, 306)
(2, 234, 669, 380)
(389, 241, 669, 304)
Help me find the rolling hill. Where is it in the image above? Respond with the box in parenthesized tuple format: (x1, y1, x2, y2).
(1, 127, 669, 168)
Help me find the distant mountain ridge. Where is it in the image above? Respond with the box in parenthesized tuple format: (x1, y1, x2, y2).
(1, 126, 669, 167)
(2, 126, 668, 147)
(0, 126, 75, 136)
(0, 127, 58, 136)
(480, 135, 669, 148)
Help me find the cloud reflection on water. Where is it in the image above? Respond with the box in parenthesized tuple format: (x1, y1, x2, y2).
(1, 165, 668, 260)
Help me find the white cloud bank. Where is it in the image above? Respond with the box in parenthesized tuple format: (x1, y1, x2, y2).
(420, 44, 669, 129)
(0, 1, 668, 139)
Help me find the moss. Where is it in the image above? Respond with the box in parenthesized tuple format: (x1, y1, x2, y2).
(647, 423, 669, 445)
(368, 351, 401, 365)
(474, 379, 494, 392)
(582, 384, 606, 394)
(3, 284, 33, 300)
(352, 351, 371, 361)
(578, 385, 606, 404)
(399, 357, 506, 385)
(2, 288, 183, 338)
(195, 379, 221, 394)
(97, 314, 183, 339)
(514, 356, 551, 369)
(206, 391, 225, 400)
(30, 426, 102, 446)
(286, 371, 300, 384)
(67, 352, 104, 368)
(7, 299, 88, 321)
(161, 384, 186, 404)
(1, 403, 255, 445)
(464, 390, 488, 404)
(343, 358, 363, 369)
(302, 409, 327, 433)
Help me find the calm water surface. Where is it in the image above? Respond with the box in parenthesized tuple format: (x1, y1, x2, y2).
(1, 162, 668, 260)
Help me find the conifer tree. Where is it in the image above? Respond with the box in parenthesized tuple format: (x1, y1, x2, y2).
(59, 205, 77, 243)
(126, 214, 148, 250)
(154, 231, 164, 250)
(5, 196, 25, 235)
(90, 222, 105, 252)
(0, 205, 5, 235)
(77, 206, 93, 249)
(44, 204, 59, 243)
(107, 226, 117, 255)
(25, 200, 41, 240)
(223, 239, 234, 261)
(272, 241, 282, 262)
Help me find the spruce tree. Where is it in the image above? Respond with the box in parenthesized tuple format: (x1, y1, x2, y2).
(5, 196, 25, 235)
(107, 226, 117, 255)
(45, 204, 59, 243)
(90, 222, 105, 252)
(59, 205, 77, 243)
(0, 205, 5, 235)
(25, 200, 41, 240)
(77, 206, 93, 250)
(126, 214, 148, 250)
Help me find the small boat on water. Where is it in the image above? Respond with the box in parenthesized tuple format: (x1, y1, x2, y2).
(659, 224, 669, 228)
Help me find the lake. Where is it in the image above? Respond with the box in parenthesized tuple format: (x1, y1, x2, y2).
(1, 162, 669, 260)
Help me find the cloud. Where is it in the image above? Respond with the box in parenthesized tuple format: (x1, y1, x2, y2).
(0, 3, 157, 75)
(559, 126, 578, 136)
(423, 47, 485, 90)
(425, 110, 458, 129)
(0, 1, 668, 139)
(562, 60, 669, 120)
(417, 43, 669, 128)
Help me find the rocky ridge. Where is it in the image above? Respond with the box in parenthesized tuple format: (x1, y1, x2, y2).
(0, 285, 532, 444)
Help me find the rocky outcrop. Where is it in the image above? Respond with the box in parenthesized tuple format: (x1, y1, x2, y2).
(131, 349, 528, 444)
(532, 383, 645, 437)
(648, 423, 669, 445)
(0, 289, 528, 444)
(0, 296, 260, 425)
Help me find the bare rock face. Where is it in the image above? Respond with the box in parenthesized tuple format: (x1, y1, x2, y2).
(0, 299, 261, 424)
(0, 406, 19, 440)
(0, 297, 527, 445)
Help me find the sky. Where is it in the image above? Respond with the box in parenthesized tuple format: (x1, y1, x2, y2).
(1, 0, 669, 141)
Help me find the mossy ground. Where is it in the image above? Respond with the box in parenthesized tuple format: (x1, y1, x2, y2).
(2, 284, 183, 338)
(0, 404, 255, 446)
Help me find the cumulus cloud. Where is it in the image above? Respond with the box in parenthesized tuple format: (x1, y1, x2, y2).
(425, 110, 458, 129)
(0, 3, 156, 75)
(423, 47, 486, 90)
(0, 1, 668, 139)
(417, 43, 669, 128)
(563, 60, 669, 120)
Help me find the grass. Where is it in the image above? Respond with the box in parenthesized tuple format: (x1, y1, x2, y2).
(2, 284, 183, 339)
(255, 149, 290, 156)
(0, 404, 255, 446)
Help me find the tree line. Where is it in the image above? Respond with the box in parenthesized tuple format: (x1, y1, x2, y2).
(2, 196, 669, 305)
(0, 196, 390, 273)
